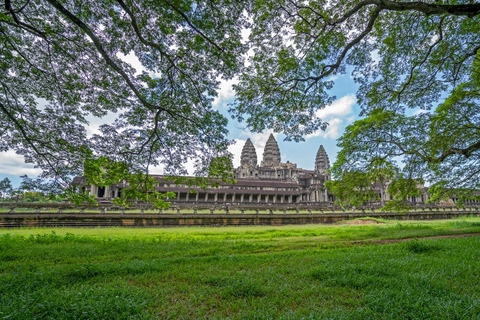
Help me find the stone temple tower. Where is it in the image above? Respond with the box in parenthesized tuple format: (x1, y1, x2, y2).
(240, 138, 257, 167)
(315, 145, 330, 175)
(261, 134, 281, 167)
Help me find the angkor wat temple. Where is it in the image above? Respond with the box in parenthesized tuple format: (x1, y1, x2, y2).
(76, 134, 439, 205)
(232, 134, 332, 203)
(77, 134, 336, 204)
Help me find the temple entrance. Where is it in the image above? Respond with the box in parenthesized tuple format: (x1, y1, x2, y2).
(97, 186, 105, 198)
(235, 194, 242, 202)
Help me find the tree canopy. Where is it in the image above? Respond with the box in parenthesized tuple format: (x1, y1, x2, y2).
(232, 0, 480, 204)
(0, 177, 12, 198)
(1, 0, 248, 202)
(2, 0, 480, 205)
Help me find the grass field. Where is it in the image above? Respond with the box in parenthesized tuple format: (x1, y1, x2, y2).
(1, 218, 480, 319)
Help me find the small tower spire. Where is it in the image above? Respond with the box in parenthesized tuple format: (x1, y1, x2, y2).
(315, 145, 330, 175)
(240, 138, 257, 167)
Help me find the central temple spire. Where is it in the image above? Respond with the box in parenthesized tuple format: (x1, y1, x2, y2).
(261, 134, 281, 167)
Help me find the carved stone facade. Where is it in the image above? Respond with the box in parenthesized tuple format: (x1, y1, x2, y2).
(231, 134, 332, 202)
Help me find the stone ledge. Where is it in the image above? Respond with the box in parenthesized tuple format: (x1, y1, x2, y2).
(0, 212, 478, 228)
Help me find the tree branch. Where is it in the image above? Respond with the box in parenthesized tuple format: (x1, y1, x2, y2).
(0, 99, 63, 179)
(160, 0, 224, 52)
(3, 0, 46, 38)
(114, 0, 207, 123)
(329, 0, 480, 25)
(433, 140, 480, 163)
(45, 0, 166, 114)
(302, 7, 381, 93)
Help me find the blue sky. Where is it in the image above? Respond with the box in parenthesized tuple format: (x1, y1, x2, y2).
(223, 71, 361, 172)
(0, 59, 361, 188)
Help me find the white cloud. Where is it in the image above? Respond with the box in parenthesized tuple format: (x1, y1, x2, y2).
(117, 52, 145, 76)
(413, 109, 429, 116)
(306, 95, 357, 140)
(212, 77, 238, 109)
(85, 121, 101, 137)
(117, 51, 161, 78)
(148, 163, 164, 175)
(84, 112, 118, 138)
(308, 118, 343, 139)
(371, 50, 380, 63)
(0, 151, 42, 176)
(326, 74, 340, 81)
(315, 94, 356, 120)
(241, 27, 251, 44)
(148, 160, 196, 176)
(228, 139, 246, 168)
(347, 115, 356, 123)
(129, 140, 246, 176)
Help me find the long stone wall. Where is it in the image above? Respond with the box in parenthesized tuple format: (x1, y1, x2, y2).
(1, 208, 479, 228)
(1, 202, 477, 213)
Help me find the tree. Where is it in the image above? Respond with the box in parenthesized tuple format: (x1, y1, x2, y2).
(326, 158, 400, 208)
(233, 0, 480, 202)
(1, 0, 249, 203)
(365, 158, 396, 206)
(0, 175, 62, 202)
(3, 1, 480, 206)
(0, 177, 12, 199)
(324, 171, 377, 208)
(383, 174, 423, 211)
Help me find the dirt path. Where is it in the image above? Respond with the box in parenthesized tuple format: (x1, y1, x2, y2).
(351, 232, 480, 246)
(338, 219, 384, 225)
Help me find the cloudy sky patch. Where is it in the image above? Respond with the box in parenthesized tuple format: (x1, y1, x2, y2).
(0, 151, 42, 176)
(212, 77, 237, 109)
(307, 94, 357, 140)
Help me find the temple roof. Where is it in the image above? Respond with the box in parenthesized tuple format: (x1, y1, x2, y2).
(261, 134, 281, 167)
(315, 145, 330, 175)
(240, 138, 257, 167)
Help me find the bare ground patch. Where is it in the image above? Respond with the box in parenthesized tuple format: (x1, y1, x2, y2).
(352, 232, 480, 246)
(339, 219, 385, 225)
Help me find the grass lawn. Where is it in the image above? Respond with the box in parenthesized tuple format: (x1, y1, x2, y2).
(1, 218, 480, 319)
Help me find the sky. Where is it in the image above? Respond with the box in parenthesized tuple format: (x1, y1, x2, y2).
(0, 56, 361, 188)
(224, 75, 359, 172)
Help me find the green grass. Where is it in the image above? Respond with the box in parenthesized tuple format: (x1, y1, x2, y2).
(1, 218, 480, 319)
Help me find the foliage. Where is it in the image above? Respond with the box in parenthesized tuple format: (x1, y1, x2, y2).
(77, 154, 235, 208)
(165, 155, 236, 190)
(3, 0, 480, 205)
(1, 0, 249, 201)
(233, 0, 480, 200)
(0, 177, 12, 198)
(12, 191, 50, 203)
(427, 183, 480, 208)
(325, 171, 377, 207)
(327, 156, 402, 208)
(110, 174, 176, 209)
(0, 175, 64, 203)
(382, 175, 424, 212)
